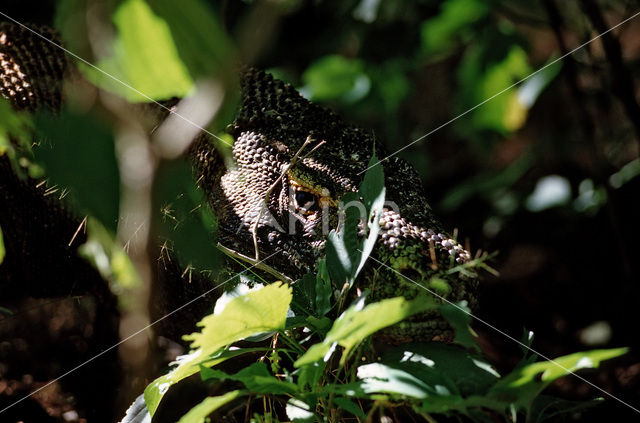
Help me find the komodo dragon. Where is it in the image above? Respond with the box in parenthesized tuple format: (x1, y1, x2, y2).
(0, 20, 479, 419)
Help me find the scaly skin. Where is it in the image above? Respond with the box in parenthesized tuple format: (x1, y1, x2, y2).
(1, 23, 478, 343)
(191, 68, 479, 341)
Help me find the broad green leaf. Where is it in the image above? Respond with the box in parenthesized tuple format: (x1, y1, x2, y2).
(380, 343, 499, 398)
(194, 346, 270, 369)
(295, 294, 436, 367)
(489, 347, 628, 413)
(200, 362, 297, 395)
(326, 152, 385, 288)
(78, 217, 143, 308)
(34, 109, 119, 231)
(326, 192, 360, 286)
(355, 150, 385, 277)
(357, 362, 443, 399)
(154, 160, 220, 271)
(177, 390, 242, 423)
(85, 0, 194, 101)
(144, 283, 292, 415)
(146, 0, 234, 80)
(301, 55, 370, 103)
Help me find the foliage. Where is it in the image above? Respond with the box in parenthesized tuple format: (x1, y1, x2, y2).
(124, 268, 626, 422)
(121, 158, 626, 422)
(2, 0, 638, 421)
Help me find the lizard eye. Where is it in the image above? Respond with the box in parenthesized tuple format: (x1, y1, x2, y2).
(293, 190, 318, 213)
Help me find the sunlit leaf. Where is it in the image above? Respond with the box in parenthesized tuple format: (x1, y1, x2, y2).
(357, 362, 439, 399)
(147, 0, 234, 80)
(177, 390, 242, 423)
(144, 283, 292, 415)
(295, 294, 436, 367)
(86, 0, 194, 101)
(380, 343, 499, 398)
(489, 348, 628, 413)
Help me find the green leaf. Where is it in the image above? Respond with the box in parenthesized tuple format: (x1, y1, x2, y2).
(34, 109, 120, 231)
(489, 347, 628, 413)
(83, 0, 194, 101)
(354, 149, 385, 278)
(326, 152, 385, 288)
(457, 43, 532, 136)
(439, 302, 479, 351)
(295, 294, 436, 367)
(301, 55, 370, 104)
(326, 192, 361, 286)
(144, 283, 292, 415)
(177, 390, 242, 423)
(292, 259, 332, 320)
(146, 0, 234, 80)
(357, 362, 450, 399)
(380, 343, 499, 398)
(200, 362, 297, 395)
